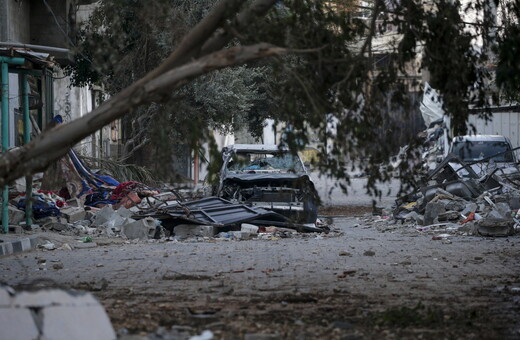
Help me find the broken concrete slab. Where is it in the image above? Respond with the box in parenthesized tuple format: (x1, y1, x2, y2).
(476, 218, 515, 237)
(2, 288, 116, 340)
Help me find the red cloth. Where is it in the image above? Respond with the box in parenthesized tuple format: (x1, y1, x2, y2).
(110, 181, 139, 200)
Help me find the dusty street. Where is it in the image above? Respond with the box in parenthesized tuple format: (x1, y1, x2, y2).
(1, 217, 519, 339)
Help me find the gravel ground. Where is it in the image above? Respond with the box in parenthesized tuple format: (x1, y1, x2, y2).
(1, 217, 519, 339)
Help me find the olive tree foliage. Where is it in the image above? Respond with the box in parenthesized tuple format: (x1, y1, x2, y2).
(1, 0, 519, 194)
(67, 0, 276, 167)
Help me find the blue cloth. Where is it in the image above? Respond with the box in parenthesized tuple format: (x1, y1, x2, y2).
(17, 195, 61, 219)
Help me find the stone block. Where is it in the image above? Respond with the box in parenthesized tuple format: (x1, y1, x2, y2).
(0, 308, 39, 339)
(476, 218, 515, 237)
(121, 218, 157, 240)
(173, 224, 216, 239)
(42, 305, 116, 340)
(60, 207, 87, 223)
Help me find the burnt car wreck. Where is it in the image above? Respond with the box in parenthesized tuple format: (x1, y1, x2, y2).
(215, 144, 319, 223)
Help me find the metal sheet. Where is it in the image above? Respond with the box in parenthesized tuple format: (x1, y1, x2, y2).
(163, 196, 289, 226)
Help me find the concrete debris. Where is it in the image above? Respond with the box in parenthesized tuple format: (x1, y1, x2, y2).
(475, 218, 515, 237)
(385, 146, 520, 238)
(0, 286, 116, 340)
(39, 241, 56, 250)
(121, 218, 159, 240)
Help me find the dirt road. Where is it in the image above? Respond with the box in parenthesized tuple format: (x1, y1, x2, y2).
(1, 217, 519, 339)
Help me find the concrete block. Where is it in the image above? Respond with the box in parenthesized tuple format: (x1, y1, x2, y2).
(14, 289, 98, 308)
(173, 224, 216, 239)
(121, 218, 157, 240)
(476, 218, 514, 237)
(42, 305, 116, 340)
(0, 308, 40, 339)
(60, 207, 86, 223)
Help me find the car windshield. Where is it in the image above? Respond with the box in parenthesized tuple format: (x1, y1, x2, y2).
(227, 152, 305, 173)
(451, 141, 514, 162)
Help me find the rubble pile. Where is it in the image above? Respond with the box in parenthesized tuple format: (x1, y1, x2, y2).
(1, 149, 329, 244)
(390, 154, 520, 237)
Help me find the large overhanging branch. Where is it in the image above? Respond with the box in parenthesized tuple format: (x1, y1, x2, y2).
(0, 44, 288, 186)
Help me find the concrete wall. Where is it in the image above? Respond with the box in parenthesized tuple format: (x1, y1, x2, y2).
(0, 0, 31, 42)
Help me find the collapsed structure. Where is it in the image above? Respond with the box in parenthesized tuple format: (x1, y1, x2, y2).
(393, 151, 520, 237)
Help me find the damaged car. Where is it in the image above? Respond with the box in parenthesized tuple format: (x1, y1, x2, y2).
(215, 144, 319, 223)
(449, 135, 519, 177)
